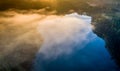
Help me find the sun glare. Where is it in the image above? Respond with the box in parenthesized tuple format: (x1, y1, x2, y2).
(40, 0, 57, 4)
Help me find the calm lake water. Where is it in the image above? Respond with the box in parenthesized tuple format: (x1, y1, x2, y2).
(33, 13, 119, 71)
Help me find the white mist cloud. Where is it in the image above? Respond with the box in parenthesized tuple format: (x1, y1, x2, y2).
(34, 13, 117, 71)
(37, 13, 93, 59)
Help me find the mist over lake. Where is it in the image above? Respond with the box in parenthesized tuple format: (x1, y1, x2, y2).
(0, 0, 120, 71)
(34, 13, 118, 71)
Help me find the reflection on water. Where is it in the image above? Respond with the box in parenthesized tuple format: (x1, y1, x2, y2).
(0, 11, 119, 71)
(33, 13, 118, 71)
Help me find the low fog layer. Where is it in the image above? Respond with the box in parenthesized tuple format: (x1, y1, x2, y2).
(33, 13, 118, 71)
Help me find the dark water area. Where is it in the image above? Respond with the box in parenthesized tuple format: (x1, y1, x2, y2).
(34, 37, 118, 71)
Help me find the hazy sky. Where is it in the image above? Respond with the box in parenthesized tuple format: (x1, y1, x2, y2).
(0, 0, 111, 14)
